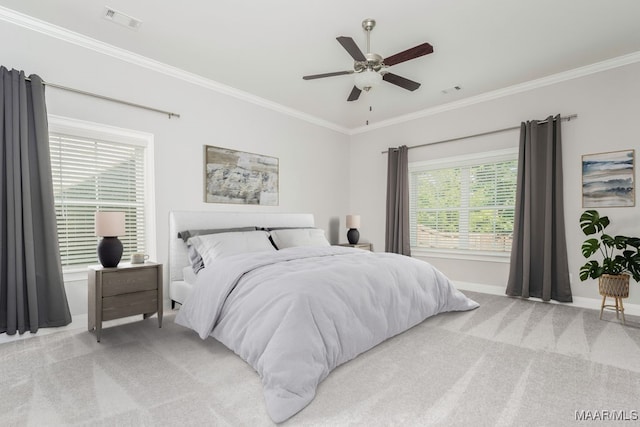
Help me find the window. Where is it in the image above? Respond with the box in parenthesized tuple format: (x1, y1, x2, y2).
(48, 116, 155, 270)
(409, 148, 518, 257)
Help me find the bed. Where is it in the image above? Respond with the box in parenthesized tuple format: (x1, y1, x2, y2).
(170, 211, 479, 423)
(168, 211, 315, 307)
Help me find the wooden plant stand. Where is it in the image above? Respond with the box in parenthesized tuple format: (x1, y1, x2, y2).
(599, 273, 629, 325)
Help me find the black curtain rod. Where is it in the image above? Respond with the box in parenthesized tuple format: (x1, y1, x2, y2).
(26, 78, 180, 119)
(381, 114, 578, 154)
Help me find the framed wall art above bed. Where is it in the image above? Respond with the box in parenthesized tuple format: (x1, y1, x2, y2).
(203, 145, 279, 205)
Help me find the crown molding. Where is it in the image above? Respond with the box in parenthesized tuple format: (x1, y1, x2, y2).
(350, 50, 640, 135)
(0, 6, 350, 135)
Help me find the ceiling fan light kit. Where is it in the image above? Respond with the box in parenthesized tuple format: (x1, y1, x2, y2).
(354, 69, 382, 91)
(303, 18, 433, 102)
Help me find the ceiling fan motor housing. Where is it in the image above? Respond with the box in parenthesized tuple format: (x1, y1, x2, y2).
(355, 53, 384, 73)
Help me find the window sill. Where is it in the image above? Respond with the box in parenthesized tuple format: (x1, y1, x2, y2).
(411, 248, 510, 263)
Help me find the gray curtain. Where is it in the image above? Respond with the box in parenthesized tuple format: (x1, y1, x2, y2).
(506, 115, 572, 302)
(1, 66, 72, 335)
(385, 145, 411, 255)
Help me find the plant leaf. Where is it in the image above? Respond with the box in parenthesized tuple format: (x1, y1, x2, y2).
(626, 237, 640, 249)
(601, 234, 615, 247)
(612, 235, 629, 249)
(579, 210, 609, 235)
(623, 250, 640, 282)
(604, 257, 623, 274)
(579, 260, 600, 281)
(581, 238, 600, 258)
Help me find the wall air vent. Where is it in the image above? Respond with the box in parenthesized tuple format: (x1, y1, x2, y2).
(103, 6, 142, 31)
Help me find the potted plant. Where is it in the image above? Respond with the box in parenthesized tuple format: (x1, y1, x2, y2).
(579, 210, 640, 308)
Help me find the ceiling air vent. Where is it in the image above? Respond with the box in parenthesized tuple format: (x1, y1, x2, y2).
(441, 85, 462, 95)
(103, 6, 142, 31)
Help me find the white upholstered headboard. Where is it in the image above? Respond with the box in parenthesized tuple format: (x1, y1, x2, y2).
(168, 211, 315, 282)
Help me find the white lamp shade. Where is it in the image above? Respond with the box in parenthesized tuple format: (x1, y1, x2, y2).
(95, 211, 125, 237)
(346, 214, 361, 229)
(354, 69, 382, 91)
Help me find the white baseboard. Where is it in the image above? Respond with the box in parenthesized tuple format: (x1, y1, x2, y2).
(454, 281, 640, 317)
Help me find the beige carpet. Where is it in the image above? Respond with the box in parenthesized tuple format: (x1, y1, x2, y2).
(2, 291, 640, 426)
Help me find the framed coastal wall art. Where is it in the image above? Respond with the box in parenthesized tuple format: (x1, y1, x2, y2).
(203, 145, 279, 205)
(582, 149, 635, 208)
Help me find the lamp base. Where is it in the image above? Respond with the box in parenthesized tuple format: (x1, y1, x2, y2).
(347, 228, 360, 245)
(98, 237, 123, 268)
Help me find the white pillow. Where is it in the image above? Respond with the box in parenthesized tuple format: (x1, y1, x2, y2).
(188, 230, 275, 267)
(270, 228, 330, 249)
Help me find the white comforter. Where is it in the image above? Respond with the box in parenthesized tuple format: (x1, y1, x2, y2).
(175, 246, 478, 423)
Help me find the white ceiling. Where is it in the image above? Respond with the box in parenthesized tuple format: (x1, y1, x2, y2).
(2, 0, 640, 131)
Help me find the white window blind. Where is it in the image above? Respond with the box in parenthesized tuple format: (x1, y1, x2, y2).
(50, 132, 146, 268)
(409, 149, 518, 253)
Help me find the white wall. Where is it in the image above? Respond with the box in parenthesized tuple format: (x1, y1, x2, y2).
(1, 20, 350, 315)
(3, 14, 639, 314)
(349, 62, 640, 306)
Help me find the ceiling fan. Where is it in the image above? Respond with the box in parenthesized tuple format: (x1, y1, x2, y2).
(302, 18, 433, 102)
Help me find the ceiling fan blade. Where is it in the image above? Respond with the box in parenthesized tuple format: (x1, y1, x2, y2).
(336, 36, 366, 61)
(384, 42, 434, 67)
(303, 70, 353, 80)
(347, 86, 362, 102)
(383, 73, 421, 91)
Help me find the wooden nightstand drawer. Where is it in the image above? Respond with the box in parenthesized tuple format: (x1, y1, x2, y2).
(88, 262, 163, 342)
(102, 267, 158, 296)
(102, 290, 158, 321)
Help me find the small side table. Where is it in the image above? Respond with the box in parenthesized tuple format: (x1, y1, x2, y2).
(338, 243, 372, 251)
(88, 262, 163, 342)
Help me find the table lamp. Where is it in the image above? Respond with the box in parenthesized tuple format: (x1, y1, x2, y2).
(95, 211, 125, 268)
(346, 214, 361, 245)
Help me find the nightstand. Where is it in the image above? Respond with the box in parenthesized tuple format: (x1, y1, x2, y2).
(88, 262, 163, 342)
(338, 243, 372, 251)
